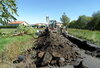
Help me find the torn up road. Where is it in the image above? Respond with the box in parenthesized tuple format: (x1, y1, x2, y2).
(13, 28, 100, 68)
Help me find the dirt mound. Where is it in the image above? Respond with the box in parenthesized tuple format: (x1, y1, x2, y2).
(34, 29, 83, 67)
(13, 29, 85, 68)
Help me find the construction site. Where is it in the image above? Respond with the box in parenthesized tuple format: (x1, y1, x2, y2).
(13, 25, 100, 68)
(0, 0, 100, 68)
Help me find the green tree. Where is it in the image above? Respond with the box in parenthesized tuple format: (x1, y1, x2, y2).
(87, 11, 100, 30)
(0, 0, 18, 25)
(68, 20, 77, 28)
(95, 20, 100, 30)
(69, 15, 92, 29)
(76, 15, 92, 29)
(60, 13, 70, 27)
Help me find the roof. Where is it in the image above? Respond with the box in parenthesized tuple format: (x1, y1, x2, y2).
(8, 21, 26, 24)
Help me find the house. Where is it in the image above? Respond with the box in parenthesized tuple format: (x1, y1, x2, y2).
(8, 21, 28, 26)
(56, 22, 63, 27)
(33, 23, 47, 28)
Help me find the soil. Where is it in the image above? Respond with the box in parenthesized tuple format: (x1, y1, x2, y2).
(13, 28, 100, 68)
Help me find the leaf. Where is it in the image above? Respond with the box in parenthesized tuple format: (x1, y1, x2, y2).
(0, 0, 18, 25)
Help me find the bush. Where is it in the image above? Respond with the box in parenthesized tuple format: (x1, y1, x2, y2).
(0, 24, 37, 38)
(0, 29, 2, 34)
(0, 26, 17, 28)
(16, 24, 36, 35)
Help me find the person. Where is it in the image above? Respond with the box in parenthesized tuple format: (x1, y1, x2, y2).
(45, 27, 49, 32)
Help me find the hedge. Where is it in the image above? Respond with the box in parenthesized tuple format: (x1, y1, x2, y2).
(0, 26, 18, 28)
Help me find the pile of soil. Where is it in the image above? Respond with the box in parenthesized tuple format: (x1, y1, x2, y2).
(34, 29, 82, 67)
(13, 28, 91, 68)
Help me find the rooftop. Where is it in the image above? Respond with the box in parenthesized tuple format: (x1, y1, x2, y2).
(8, 21, 26, 24)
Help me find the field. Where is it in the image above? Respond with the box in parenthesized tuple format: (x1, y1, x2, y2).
(0, 28, 37, 68)
(68, 28, 100, 46)
(0, 29, 35, 51)
(0, 34, 33, 51)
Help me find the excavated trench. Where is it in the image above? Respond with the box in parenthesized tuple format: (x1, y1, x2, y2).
(66, 35, 100, 51)
(13, 28, 100, 68)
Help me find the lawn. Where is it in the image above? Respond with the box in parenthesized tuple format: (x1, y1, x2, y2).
(68, 28, 100, 46)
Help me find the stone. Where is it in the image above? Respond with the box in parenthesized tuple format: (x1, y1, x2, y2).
(38, 51, 45, 58)
(42, 52, 52, 66)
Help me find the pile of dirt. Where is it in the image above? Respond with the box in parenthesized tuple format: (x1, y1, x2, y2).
(34, 29, 83, 67)
(13, 28, 85, 68)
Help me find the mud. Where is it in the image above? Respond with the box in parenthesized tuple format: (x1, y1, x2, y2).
(13, 28, 100, 68)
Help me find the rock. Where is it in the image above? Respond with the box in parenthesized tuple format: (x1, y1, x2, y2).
(74, 61, 88, 68)
(42, 52, 52, 66)
(31, 63, 37, 68)
(58, 57, 65, 66)
(50, 60, 57, 65)
(38, 51, 45, 58)
(52, 52, 62, 57)
(13, 56, 25, 63)
(18, 55, 25, 61)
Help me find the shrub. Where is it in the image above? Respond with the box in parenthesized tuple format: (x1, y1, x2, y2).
(0, 29, 2, 34)
(0, 26, 17, 28)
(16, 24, 36, 35)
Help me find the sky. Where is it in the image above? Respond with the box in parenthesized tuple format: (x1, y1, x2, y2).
(16, 0, 100, 24)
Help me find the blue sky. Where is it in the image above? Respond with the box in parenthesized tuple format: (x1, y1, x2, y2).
(16, 0, 100, 24)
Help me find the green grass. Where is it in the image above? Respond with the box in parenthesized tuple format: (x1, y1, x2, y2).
(0, 34, 35, 67)
(0, 28, 38, 67)
(0, 28, 41, 51)
(0, 28, 16, 33)
(0, 35, 33, 51)
(68, 28, 100, 46)
(0, 28, 40, 52)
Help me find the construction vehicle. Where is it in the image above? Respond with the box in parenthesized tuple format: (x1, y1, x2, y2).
(48, 20, 57, 29)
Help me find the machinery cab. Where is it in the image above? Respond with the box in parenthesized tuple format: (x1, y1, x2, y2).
(49, 20, 57, 29)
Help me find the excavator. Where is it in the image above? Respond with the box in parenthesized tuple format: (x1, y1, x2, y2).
(48, 20, 57, 30)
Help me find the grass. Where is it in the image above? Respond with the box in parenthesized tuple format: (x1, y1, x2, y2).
(0, 34, 35, 62)
(0, 28, 37, 63)
(0, 28, 40, 52)
(0, 28, 16, 33)
(0, 63, 14, 68)
(68, 28, 100, 46)
(0, 27, 40, 68)
(0, 34, 33, 51)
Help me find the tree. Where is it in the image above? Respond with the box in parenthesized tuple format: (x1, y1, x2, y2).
(92, 11, 100, 30)
(60, 13, 70, 27)
(68, 15, 92, 29)
(0, 0, 18, 25)
(87, 11, 100, 30)
(76, 15, 92, 29)
(69, 20, 79, 28)
(95, 20, 100, 30)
